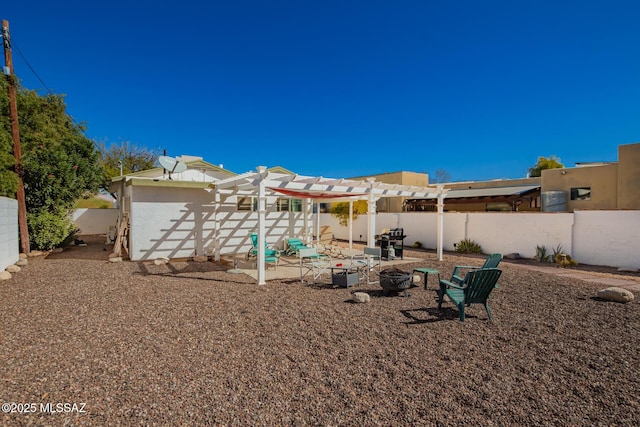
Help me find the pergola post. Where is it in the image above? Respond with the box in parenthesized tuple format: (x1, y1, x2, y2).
(367, 178, 376, 248)
(437, 185, 445, 261)
(213, 189, 221, 261)
(257, 166, 267, 285)
(303, 198, 313, 244)
(348, 200, 353, 250)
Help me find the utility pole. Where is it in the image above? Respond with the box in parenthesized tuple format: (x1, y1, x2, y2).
(2, 20, 30, 254)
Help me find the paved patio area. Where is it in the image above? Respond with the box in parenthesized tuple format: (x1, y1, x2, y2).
(228, 247, 423, 283)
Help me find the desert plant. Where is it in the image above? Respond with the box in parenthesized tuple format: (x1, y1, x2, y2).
(552, 244, 564, 259)
(455, 239, 482, 254)
(555, 252, 579, 268)
(534, 245, 552, 262)
(413, 241, 423, 249)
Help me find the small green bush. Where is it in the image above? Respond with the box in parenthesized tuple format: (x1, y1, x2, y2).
(27, 208, 76, 251)
(455, 239, 482, 254)
(534, 245, 552, 262)
(555, 252, 579, 268)
(413, 241, 423, 249)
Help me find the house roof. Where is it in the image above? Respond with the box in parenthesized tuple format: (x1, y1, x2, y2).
(408, 184, 540, 203)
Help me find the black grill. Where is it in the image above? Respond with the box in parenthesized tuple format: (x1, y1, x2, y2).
(376, 228, 406, 260)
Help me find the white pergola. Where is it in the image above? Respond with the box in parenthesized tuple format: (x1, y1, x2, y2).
(212, 167, 447, 285)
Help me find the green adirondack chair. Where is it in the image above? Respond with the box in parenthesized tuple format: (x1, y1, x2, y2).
(450, 253, 502, 284)
(438, 268, 502, 321)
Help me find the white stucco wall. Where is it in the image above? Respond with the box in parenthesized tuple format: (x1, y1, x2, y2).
(0, 197, 19, 271)
(72, 209, 119, 235)
(128, 186, 309, 261)
(320, 210, 639, 268)
(573, 210, 640, 268)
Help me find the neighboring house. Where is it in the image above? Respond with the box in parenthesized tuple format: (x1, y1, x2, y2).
(541, 142, 640, 211)
(372, 142, 640, 213)
(348, 171, 430, 213)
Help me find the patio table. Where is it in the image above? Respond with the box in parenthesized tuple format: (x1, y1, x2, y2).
(413, 267, 440, 290)
(330, 263, 362, 288)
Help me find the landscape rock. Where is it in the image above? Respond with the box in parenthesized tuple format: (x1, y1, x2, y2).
(28, 250, 43, 257)
(15, 258, 28, 266)
(51, 248, 64, 253)
(19, 253, 27, 259)
(109, 257, 123, 263)
(352, 292, 371, 303)
(154, 257, 170, 265)
(597, 287, 634, 303)
(6, 265, 21, 273)
(193, 256, 208, 262)
(412, 274, 421, 284)
(0, 271, 11, 280)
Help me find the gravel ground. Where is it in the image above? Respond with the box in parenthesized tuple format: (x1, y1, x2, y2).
(1, 236, 639, 426)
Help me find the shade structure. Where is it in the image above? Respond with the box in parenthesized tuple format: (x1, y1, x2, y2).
(211, 168, 447, 285)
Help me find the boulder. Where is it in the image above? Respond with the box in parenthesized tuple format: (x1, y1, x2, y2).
(15, 258, 28, 266)
(19, 253, 27, 259)
(597, 287, 634, 303)
(6, 265, 21, 273)
(352, 292, 371, 303)
(0, 271, 11, 281)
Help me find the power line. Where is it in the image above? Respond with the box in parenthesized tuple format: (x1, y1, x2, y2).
(1, 34, 53, 94)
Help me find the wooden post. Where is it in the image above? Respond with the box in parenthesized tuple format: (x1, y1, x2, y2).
(2, 20, 30, 254)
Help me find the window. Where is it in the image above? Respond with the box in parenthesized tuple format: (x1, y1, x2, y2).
(237, 197, 256, 211)
(277, 198, 290, 212)
(276, 198, 303, 212)
(290, 199, 302, 212)
(570, 187, 591, 201)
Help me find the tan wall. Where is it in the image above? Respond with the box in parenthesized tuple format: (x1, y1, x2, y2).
(353, 171, 430, 212)
(542, 164, 618, 211)
(617, 143, 640, 209)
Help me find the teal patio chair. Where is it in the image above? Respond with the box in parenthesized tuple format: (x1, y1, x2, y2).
(285, 237, 312, 256)
(246, 233, 280, 260)
(438, 268, 502, 321)
(450, 253, 502, 284)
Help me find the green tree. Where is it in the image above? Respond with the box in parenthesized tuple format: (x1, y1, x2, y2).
(98, 140, 159, 198)
(329, 200, 368, 226)
(528, 155, 564, 177)
(1, 78, 102, 249)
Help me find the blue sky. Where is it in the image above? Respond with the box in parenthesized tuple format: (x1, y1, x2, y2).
(3, 0, 639, 182)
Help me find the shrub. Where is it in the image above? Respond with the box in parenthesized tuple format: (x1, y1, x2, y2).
(27, 208, 76, 250)
(413, 241, 423, 249)
(555, 252, 579, 268)
(535, 245, 552, 262)
(455, 239, 482, 254)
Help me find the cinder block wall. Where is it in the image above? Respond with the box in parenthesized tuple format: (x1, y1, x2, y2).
(0, 197, 19, 271)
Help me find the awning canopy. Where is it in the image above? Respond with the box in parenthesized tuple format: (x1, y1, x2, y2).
(407, 185, 540, 204)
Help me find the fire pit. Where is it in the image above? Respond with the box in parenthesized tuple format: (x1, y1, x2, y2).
(379, 267, 413, 297)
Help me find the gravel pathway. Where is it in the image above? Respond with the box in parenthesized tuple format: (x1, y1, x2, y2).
(1, 237, 639, 426)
